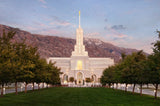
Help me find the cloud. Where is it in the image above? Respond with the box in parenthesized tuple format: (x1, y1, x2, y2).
(41, 5, 47, 8)
(104, 24, 129, 41)
(104, 25, 126, 31)
(25, 26, 39, 31)
(50, 21, 71, 27)
(49, 16, 72, 27)
(38, 0, 47, 8)
(24, 25, 64, 36)
(106, 33, 129, 41)
(57, 21, 71, 26)
(111, 25, 126, 30)
(104, 18, 108, 22)
(38, 0, 46, 4)
(33, 22, 46, 27)
(39, 29, 62, 35)
(104, 26, 108, 30)
(85, 32, 100, 37)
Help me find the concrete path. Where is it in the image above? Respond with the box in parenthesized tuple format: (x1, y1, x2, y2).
(1, 84, 160, 97)
(116, 84, 160, 97)
(0, 84, 45, 95)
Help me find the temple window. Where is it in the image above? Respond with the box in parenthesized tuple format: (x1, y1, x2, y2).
(77, 60, 83, 70)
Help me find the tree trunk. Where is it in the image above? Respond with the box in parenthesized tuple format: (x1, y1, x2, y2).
(108, 83, 111, 88)
(25, 83, 28, 93)
(116, 83, 118, 89)
(42, 82, 44, 88)
(125, 83, 128, 92)
(47, 84, 48, 88)
(1, 84, 4, 97)
(140, 84, 142, 96)
(155, 84, 158, 99)
(32, 82, 34, 91)
(15, 82, 18, 95)
(38, 83, 40, 90)
(112, 83, 114, 89)
(147, 84, 149, 88)
(132, 83, 136, 94)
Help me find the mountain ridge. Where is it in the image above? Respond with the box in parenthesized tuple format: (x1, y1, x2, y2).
(0, 24, 141, 63)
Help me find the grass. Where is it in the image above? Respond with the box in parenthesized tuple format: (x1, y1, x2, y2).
(0, 87, 160, 106)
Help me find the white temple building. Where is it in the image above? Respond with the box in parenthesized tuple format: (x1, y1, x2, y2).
(47, 11, 114, 86)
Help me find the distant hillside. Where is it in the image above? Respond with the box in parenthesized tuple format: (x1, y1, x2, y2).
(0, 24, 140, 63)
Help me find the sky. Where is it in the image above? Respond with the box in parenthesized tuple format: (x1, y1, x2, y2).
(0, 0, 160, 53)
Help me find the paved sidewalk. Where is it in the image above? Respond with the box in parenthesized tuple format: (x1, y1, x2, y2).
(116, 84, 160, 97)
(1, 84, 160, 97)
(0, 84, 44, 95)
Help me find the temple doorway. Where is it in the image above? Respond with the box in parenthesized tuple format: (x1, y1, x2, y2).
(77, 72, 83, 85)
(91, 74, 96, 83)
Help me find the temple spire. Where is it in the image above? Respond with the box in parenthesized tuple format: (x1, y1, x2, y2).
(79, 11, 80, 28)
(71, 10, 88, 56)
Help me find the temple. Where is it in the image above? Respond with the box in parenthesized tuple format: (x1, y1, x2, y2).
(47, 11, 114, 86)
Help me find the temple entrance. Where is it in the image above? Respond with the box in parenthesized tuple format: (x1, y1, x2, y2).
(63, 74, 68, 84)
(77, 72, 83, 85)
(91, 74, 96, 83)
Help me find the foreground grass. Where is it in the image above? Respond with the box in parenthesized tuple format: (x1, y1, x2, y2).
(0, 87, 160, 106)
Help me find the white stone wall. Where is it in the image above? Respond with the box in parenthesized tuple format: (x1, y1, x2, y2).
(70, 56, 89, 70)
(47, 56, 114, 84)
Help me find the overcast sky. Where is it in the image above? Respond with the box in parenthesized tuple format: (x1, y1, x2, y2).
(0, 0, 160, 53)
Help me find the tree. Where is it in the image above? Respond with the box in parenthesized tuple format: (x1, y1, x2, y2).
(100, 66, 115, 88)
(48, 62, 61, 85)
(114, 64, 123, 89)
(85, 78, 92, 83)
(43, 61, 61, 87)
(17, 44, 36, 93)
(0, 30, 61, 95)
(28, 48, 40, 90)
(69, 77, 74, 83)
(120, 53, 136, 92)
(119, 51, 146, 93)
(134, 51, 147, 96)
(0, 31, 15, 97)
(147, 55, 160, 99)
(34, 58, 46, 90)
(11, 42, 23, 95)
(147, 30, 160, 99)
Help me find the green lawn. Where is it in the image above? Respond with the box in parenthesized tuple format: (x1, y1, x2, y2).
(0, 87, 160, 106)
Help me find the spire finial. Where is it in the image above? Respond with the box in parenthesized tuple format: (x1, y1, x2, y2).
(79, 11, 80, 28)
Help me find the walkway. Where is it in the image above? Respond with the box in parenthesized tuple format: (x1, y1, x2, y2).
(1, 83, 160, 97)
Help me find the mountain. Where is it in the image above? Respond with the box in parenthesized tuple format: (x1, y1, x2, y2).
(0, 24, 140, 63)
